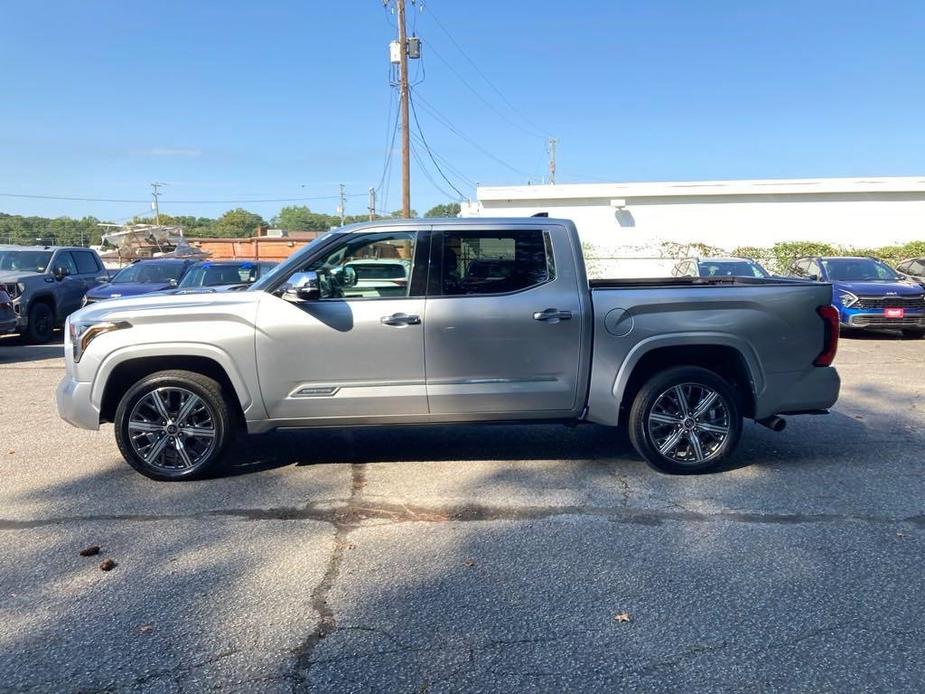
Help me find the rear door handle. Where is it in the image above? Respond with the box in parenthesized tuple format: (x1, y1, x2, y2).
(533, 308, 572, 321)
(381, 312, 421, 326)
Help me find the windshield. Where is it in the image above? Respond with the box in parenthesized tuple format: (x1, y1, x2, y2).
(822, 258, 899, 282)
(179, 263, 257, 288)
(111, 262, 186, 284)
(347, 262, 408, 280)
(699, 261, 769, 278)
(0, 250, 53, 273)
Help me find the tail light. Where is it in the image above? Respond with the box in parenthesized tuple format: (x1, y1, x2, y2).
(814, 305, 839, 366)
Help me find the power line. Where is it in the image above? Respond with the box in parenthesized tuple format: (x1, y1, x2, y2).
(409, 131, 475, 189)
(422, 5, 549, 140)
(423, 40, 545, 142)
(412, 91, 537, 179)
(409, 91, 466, 200)
(410, 140, 457, 201)
(376, 89, 401, 194)
(0, 192, 359, 204)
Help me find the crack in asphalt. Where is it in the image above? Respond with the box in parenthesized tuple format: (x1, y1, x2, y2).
(1, 502, 922, 530)
(290, 462, 368, 687)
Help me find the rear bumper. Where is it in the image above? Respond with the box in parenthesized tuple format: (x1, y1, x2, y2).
(756, 367, 841, 419)
(56, 376, 100, 430)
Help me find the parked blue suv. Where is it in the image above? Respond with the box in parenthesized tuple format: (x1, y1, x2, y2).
(83, 258, 196, 305)
(789, 256, 925, 338)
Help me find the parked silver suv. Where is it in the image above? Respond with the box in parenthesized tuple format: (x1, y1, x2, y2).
(0, 246, 108, 343)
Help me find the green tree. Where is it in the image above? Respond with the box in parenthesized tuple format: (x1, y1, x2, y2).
(0, 213, 103, 246)
(424, 202, 461, 218)
(390, 209, 418, 218)
(272, 206, 320, 230)
(210, 208, 266, 238)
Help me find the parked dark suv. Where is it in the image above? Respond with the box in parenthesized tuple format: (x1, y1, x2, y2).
(895, 258, 925, 287)
(83, 258, 196, 304)
(0, 246, 109, 343)
(789, 256, 925, 337)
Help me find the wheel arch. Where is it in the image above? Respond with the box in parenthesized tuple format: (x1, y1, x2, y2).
(611, 335, 762, 424)
(27, 291, 57, 316)
(96, 346, 258, 424)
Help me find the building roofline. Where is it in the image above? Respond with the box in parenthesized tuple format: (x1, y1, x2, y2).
(477, 176, 925, 201)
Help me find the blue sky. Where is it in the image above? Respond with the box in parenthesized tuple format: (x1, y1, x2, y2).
(1, 0, 924, 222)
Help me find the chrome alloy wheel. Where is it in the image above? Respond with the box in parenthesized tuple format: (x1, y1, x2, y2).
(646, 383, 730, 464)
(127, 387, 217, 471)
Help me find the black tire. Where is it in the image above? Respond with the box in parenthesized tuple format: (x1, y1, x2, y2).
(628, 366, 743, 474)
(25, 302, 54, 344)
(114, 370, 236, 481)
(902, 328, 925, 339)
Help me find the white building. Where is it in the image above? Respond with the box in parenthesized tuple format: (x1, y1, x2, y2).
(461, 176, 925, 276)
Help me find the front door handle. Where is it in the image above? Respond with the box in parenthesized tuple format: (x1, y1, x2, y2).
(381, 312, 421, 326)
(533, 308, 572, 321)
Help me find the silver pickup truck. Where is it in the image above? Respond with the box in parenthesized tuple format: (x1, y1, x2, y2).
(57, 218, 840, 480)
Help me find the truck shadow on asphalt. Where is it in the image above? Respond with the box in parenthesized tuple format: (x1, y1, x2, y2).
(220, 406, 886, 479)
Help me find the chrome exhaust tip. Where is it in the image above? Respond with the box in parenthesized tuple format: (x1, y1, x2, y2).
(756, 416, 787, 432)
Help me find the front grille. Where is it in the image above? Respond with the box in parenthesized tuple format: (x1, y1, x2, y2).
(2, 283, 20, 300)
(855, 295, 925, 309)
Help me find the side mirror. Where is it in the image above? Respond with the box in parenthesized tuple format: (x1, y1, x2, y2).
(808, 274, 820, 282)
(284, 271, 321, 301)
(97, 274, 111, 283)
(53, 266, 68, 280)
(168, 278, 179, 288)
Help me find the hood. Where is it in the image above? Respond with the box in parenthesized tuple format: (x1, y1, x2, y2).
(69, 289, 263, 325)
(832, 280, 925, 297)
(0, 270, 45, 284)
(86, 281, 175, 299)
(151, 283, 249, 297)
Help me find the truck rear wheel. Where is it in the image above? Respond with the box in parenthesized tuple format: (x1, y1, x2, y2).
(114, 370, 236, 481)
(628, 366, 742, 474)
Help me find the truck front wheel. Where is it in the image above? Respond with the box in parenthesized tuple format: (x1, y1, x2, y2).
(114, 370, 236, 481)
(628, 366, 742, 474)
(25, 302, 54, 343)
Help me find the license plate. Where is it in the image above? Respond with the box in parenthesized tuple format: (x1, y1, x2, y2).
(884, 307, 905, 319)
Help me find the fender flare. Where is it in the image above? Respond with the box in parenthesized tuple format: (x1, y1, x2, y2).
(90, 341, 260, 418)
(25, 290, 57, 315)
(612, 331, 765, 408)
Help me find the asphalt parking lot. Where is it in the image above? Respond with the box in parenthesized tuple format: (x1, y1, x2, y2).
(0, 331, 923, 692)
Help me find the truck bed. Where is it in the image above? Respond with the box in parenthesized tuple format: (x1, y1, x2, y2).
(589, 276, 815, 289)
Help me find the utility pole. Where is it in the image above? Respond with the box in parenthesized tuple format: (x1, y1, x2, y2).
(338, 183, 346, 226)
(397, 0, 411, 217)
(368, 186, 376, 220)
(546, 138, 558, 185)
(151, 182, 165, 225)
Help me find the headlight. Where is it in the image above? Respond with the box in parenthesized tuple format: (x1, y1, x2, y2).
(68, 319, 132, 363)
(838, 290, 858, 308)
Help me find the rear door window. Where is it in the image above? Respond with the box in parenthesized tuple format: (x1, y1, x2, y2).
(73, 250, 101, 274)
(438, 229, 553, 296)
